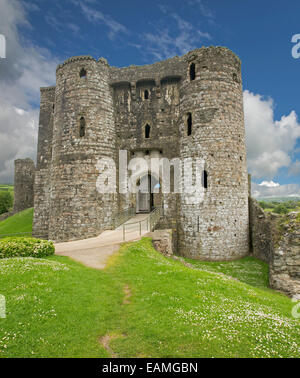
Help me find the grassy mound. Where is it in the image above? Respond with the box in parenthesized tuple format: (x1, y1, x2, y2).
(0, 237, 54, 259)
(0, 238, 299, 358)
(0, 208, 33, 237)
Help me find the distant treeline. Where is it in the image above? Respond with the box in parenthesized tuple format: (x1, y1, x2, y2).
(258, 199, 300, 214)
(0, 185, 14, 215)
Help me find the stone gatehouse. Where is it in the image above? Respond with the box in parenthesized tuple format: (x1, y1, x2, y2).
(29, 46, 249, 260)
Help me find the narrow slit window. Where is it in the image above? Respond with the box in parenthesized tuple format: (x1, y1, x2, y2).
(203, 170, 208, 189)
(145, 124, 151, 139)
(187, 113, 192, 136)
(189, 63, 196, 81)
(79, 117, 86, 137)
(144, 90, 149, 99)
(80, 68, 87, 78)
(170, 165, 174, 193)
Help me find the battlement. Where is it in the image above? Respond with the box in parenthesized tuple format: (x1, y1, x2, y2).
(53, 46, 241, 89)
(56, 55, 96, 72)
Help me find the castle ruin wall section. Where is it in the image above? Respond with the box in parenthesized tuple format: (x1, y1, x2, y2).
(32, 86, 55, 239)
(110, 57, 186, 231)
(13, 158, 35, 213)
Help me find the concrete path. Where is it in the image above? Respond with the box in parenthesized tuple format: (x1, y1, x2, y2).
(55, 213, 151, 269)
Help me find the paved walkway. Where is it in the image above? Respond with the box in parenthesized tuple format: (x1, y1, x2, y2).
(55, 213, 150, 269)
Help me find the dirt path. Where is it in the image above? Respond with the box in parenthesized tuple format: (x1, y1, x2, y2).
(55, 214, 150, 269)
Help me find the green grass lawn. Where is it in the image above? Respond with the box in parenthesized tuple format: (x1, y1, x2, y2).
(0, 238, 299, 358)
(0, 208, 33, 237)
(183, 256, 269, 289)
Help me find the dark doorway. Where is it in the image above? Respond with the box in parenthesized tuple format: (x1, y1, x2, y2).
(137, 174, 158, 213)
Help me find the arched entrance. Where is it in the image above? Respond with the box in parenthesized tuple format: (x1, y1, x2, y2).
(136, 174, 159, 213)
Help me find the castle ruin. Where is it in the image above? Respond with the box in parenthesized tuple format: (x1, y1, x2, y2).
(31, 46, 249, 261)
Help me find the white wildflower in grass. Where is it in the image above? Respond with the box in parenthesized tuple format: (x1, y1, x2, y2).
(0, 238, 299, 358)
(0, 258, 70, 275)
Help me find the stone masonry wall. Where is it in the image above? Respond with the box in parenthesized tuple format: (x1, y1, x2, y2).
(249, 198, 300, 297)
(270, 213, 300, 297)
(146, 229, 173, 257)
(111, 57, 185, 233)
(249, 197, 278, 263)
(13, 158, 35, 213)
(32, 86, 55, 239)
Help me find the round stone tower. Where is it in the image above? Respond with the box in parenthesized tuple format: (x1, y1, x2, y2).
(178, 47, 249, 260)
(48, 56, 117, 241)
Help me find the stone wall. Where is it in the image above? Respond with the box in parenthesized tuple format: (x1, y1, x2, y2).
(32, 86, 55, 239)
(13, 158, 35, 212)
(249, 197, 278, 263)
(146, 229, 173, 257)
(270, 213, 300, 297)
(249, 198, 300, 297)
(0, 211, 15, 222)
(111, 56, 183, 232)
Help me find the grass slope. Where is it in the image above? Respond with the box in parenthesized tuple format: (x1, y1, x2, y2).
(0, 208, 33, 236)
(183, 256, 269, 289)
(0, 238, 299, 358)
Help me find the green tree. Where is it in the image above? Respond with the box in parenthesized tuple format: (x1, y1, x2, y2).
(273, 204, 288, 215)
(0, 191, 13, 215)
(259, 201, 268, 209)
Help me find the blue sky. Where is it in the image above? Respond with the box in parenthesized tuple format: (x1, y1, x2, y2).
(0, 0, 300, 197)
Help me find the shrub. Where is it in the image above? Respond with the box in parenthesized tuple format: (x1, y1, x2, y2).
(0, 237, 55, 259)
(259, 201, 268, 209)
(273, 204, 288, 215)
(0, 191, 13, 215)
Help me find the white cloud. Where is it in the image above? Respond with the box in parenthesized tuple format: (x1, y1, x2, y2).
(188, 0, 215, 20)
(252, 182, 300, 198)
(259, 181, 280, 187)
(74, 0, 129, 40)
(0, 0, 58, 183)
(141, 12, 212, 61)
(244, 90, 300, 179)
(45, 13, 80, 35)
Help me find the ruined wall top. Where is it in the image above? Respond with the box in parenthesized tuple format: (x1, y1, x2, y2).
(46, 46, 241, 91)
